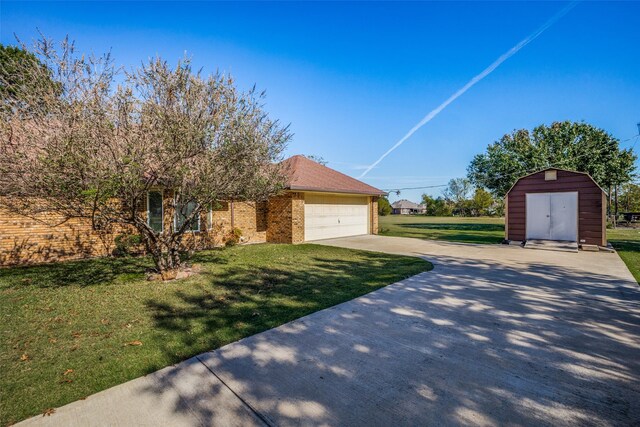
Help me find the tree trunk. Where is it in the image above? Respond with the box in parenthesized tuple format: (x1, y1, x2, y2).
(152, 237, 183, 280)
(135, 223, 183, 280)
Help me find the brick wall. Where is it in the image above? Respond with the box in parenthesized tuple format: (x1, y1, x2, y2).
(0, 198, 116, 265)
(231, 201, 268, 243)
(371, 196, 379, 235)
(266, 192, 305, 244)
(267, 193, 293, 243)
(0, 195, 268, 266)
(200, 200, 268, 248)
(290, 193, 305, 244)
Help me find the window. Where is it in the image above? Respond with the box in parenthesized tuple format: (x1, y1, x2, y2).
(175, 200, 200, 232)
(147, 191, 163, 232)
(545, 170, 557, 181)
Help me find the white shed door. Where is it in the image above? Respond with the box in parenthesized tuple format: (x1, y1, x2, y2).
(526, 192, 578, 241)
(304, 194, 369, 241)
(526, 193, 551, 240)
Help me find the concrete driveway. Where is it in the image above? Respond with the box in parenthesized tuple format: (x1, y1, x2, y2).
(20, 236, 640, 426)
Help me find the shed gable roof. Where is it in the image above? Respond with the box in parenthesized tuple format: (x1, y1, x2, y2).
(280, 155, 386, 196)
(505, 168, 606, 196)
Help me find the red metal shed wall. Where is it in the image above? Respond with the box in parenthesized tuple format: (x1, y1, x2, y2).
(506, 170, 606, 246)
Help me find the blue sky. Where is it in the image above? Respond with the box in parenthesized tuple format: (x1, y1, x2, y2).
(2, 1, 639, 203)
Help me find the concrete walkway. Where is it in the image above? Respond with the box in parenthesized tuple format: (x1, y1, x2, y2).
(19, 236, 640, 426)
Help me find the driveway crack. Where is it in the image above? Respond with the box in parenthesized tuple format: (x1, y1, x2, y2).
(196, 354, 275, 427)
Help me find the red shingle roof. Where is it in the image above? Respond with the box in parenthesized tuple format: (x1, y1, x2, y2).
(281, 155, 386, 196)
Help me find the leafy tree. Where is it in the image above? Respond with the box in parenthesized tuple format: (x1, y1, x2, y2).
(433, 197, 453, 216)
(422, 194, 452, 216)
(471, 188, 494, 216)
(378, 197, 392, 216)
(491, 199, 505, 217)
(467, 121, 637, 197)
(443, 178, 472, 203)
(619, 183, 640, 212)
(428, 181, 499, 217)
(0, 43, 61, 110)
(443, 178, 472, 216)
(421, 194, 435, 215)
(0, 37, 290, 278)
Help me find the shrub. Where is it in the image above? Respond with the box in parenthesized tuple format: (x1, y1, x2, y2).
(225, 227, 243, 247)
(378, 197, 392, 216)
(113, 234, 143, 257)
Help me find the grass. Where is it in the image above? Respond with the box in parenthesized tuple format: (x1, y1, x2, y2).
(379, 215, 505, 244)
(608, 227, 640, 283)
(0, 243, 431, 426)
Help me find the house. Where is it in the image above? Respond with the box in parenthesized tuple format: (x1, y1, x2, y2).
(391, 199, 426, 215)
(505, 168, 607, 247)
(0, 155, 385, 266)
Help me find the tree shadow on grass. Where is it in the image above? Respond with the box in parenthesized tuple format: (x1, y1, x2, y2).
(144, 252, 430, 364)
(0, 256, 153, 290)
(609, 239, 640, 253)
(0, 248, 235, 291)
(189, 249, 230, 265)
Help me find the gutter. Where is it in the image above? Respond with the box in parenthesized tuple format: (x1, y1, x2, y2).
(287, 186, 387, 197)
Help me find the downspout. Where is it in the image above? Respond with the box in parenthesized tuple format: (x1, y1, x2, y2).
(230, 201, 235, 229)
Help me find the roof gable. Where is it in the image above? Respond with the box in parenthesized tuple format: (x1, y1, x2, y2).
(505, 168, 606, 196)
(280, 155, 385, 196)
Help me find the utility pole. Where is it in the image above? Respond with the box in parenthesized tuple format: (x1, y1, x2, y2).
(614, 185, 618, 228)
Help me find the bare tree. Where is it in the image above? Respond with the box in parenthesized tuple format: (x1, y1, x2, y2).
(442, 178, 472, 204)
(0, 37, 290, 278)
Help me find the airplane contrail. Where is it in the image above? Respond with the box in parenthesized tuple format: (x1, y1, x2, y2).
(358, 1, 579, 178)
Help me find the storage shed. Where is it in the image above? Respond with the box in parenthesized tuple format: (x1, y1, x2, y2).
(505, 168, 607, 247)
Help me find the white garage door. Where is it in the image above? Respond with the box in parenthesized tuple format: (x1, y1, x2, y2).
(304, 194, 369, 241)
(526, 192, 578, 241)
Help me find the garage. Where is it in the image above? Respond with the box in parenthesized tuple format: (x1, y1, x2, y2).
(272, 155, 386, 244)
(304, 193, 369, 241)
(505, 168, 607, 248)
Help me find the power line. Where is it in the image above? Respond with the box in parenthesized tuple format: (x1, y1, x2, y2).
(382, 184, 448, 192)
(383, 132, 639, 196)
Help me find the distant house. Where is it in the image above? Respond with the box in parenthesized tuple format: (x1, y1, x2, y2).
(391, 199, 426, 215)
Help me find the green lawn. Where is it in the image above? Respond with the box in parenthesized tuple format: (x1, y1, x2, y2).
(379, 215, 505, 244)
(0, 244, 431, 426)
(608, 227, 640, 283)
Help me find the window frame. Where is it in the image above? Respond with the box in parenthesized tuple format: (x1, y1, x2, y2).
(146, 190, 164, 233)
(173, 197, 201, 233)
